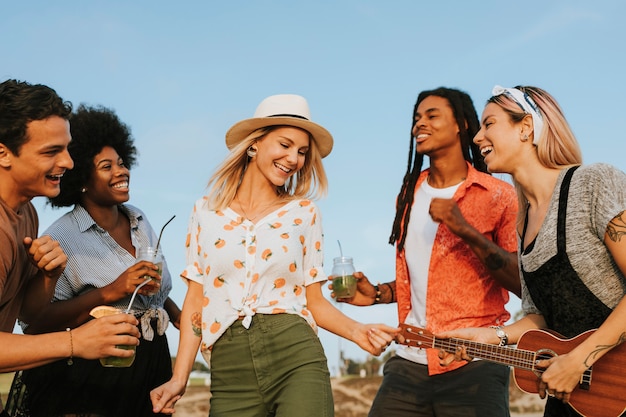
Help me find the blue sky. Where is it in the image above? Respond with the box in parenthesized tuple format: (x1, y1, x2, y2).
(3, 1, 625, 376)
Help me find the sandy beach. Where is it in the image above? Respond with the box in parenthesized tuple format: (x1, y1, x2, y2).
(172, 375, 546, 417)
(2, 371, 545, 416)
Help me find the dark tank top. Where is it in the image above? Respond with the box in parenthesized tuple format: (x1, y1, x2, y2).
(520, 166, 612, 338)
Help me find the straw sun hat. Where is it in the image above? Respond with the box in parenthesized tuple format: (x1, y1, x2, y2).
(225, 94, 334, 158)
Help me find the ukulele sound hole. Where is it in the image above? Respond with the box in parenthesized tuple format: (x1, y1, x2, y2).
(532, 349, 557, 378)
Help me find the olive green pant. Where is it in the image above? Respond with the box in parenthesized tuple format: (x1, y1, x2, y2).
(210, 313, 333, 417)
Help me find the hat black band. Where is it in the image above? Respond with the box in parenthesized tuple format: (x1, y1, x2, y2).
(269, 114, 310, 121)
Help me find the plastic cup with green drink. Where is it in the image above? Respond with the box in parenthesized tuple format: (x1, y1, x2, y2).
(332, 256, 357, 299)
(89, 306, 137, 367)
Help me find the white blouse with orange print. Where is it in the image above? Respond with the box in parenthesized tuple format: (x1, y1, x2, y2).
(181, 198, 327, 357)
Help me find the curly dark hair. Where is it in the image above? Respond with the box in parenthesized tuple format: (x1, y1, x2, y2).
(389, 87, 487, 251)
(0, 79, 72, 155)
(48, 104, 138, 207)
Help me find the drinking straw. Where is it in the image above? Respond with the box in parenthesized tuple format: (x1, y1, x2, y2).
(155, 215, 176, 252)
(126, 214, 175, 313)
(125, 279, 151, 313)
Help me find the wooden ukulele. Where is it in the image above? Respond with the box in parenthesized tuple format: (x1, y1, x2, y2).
(398, 324, 626, 417)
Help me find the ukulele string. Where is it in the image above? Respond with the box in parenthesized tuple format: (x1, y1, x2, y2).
(403, 327, 542, 373)
(427, 335, 539, 371)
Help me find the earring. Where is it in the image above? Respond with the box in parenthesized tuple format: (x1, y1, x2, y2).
(81, 187, 87, 193)
(247, 146, 257, 157)
(521, 134, 529, 142)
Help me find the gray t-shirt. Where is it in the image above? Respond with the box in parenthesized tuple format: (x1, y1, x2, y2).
(521, 163, 626, 315)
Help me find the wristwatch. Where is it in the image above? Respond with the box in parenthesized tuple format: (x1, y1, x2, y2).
(490, 326, 508, 346)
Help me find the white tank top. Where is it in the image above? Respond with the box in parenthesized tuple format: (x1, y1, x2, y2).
(396, 178, 461, 365)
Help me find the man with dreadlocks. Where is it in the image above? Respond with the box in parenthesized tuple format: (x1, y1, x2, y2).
(333, 87, 521, 416)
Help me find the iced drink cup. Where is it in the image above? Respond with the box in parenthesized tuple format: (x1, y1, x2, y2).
(333, 275, 357, 299)
(136, 246, 163, 296)
(332, 256, 357, 299)
(100, 344, 136, 367)
(89, 306, 137, 367)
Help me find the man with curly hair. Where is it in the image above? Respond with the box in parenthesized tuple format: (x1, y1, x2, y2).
(19, 104, 181, 417)
(0, 79, 139, 415)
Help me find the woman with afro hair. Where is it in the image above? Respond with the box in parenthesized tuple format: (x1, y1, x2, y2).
(18, 104, 181, 417)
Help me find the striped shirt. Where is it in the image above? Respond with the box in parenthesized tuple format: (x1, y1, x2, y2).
(43, 204, 172, 312)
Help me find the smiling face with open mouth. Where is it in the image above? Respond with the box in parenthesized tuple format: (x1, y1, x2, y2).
(1, 115, 73, 209)
(412, 95, 462, 158)
(474, 102, 526, 174)
(83, 145, 131, 207)
(253, 126, 310, 187)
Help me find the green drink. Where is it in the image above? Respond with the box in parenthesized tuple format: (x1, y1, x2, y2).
(100, 344, 137, 367)
(90, 306, 137, 368)
(332, 256, 357, 300)
(333, 274, 357, 299)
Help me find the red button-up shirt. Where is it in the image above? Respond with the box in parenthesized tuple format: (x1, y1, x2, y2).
(396, 163, 518, 375)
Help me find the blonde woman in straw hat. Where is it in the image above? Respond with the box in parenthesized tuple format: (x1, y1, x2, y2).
(151, 94, 399, 416)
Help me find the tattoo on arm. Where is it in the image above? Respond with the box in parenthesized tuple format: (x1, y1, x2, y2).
(607, 211, 626, 243)
(474, 235, 510, 271)
(485, 252, 506, 270)
(191, 311, 202, 338)
(584, 332, 626, 368)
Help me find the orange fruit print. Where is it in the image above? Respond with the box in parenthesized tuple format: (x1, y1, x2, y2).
(214, 276, 225, 288)
(210, 320, 221, 334)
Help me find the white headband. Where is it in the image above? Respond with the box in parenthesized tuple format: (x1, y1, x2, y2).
(492, 85, 544, 145)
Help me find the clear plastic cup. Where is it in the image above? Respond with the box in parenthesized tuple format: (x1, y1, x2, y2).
(136, 246, 163, 296)
(99, 308, 137, 367)
(332, 256, 357, 299)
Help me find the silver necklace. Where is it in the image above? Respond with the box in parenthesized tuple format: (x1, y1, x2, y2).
(236, 195, 275, 221)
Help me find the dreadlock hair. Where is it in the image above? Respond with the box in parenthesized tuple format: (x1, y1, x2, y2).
(388, 87, 487, 251)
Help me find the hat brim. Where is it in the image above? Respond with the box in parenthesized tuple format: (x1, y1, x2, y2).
(225, 117, 334, 158)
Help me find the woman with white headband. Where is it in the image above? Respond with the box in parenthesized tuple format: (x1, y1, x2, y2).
(440, 85, 626, 417)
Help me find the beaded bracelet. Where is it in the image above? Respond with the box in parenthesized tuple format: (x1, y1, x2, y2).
(373, 284, 382, 304)
(66, 327, 74, 365)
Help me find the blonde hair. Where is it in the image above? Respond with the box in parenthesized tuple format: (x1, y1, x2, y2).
(205, 126, 329, 211)
(488, 86, 583, 224)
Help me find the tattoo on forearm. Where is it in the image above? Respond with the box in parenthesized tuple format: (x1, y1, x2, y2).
(584, 332, 626, 367)
(191, 312, 202, 338)
(485, 252, 506, 270)
(607, 211, 626, 243)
